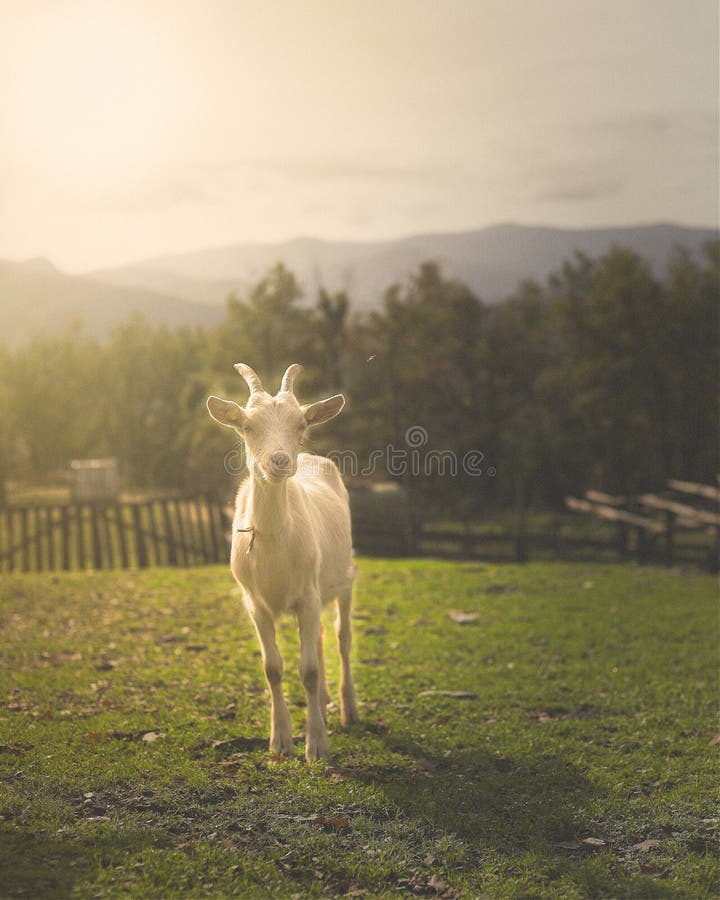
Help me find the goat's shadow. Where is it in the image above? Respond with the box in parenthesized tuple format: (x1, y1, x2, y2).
(338, 723, 683, 897)
(345, 724, 588, 847)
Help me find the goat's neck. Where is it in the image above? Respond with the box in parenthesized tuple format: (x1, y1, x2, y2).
(247, 468, 289, 537)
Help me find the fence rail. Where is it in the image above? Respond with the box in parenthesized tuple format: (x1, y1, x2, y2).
(0, 485, 716, 573)
(564, 480, 719, 572)
(0, 495, 228, 573)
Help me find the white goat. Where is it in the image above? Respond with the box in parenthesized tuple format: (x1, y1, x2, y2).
(207, 363, 359, 762)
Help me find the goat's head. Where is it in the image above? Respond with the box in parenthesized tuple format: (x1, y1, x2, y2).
(207, 363, 345, 481)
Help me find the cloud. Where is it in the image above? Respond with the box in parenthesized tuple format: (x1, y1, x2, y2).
(203, 156, 455, 185)
(536, 174, 623, 204)
(597, 109, 717, 143)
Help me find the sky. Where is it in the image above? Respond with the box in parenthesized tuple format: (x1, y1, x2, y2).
(0, 0, 717, 271)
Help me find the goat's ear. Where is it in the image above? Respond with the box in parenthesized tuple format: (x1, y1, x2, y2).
(207, 395, 246, 430)
(303, 394, 345, 426)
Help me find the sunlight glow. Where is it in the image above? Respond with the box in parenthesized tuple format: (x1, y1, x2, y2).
(11, 11, 181, 178)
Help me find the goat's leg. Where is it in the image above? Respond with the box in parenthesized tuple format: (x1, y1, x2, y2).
(297, 598, 330, 762)
(336, 588, 359, 725)
(249, 607, 294, 756)
(317, 620, 331, 715)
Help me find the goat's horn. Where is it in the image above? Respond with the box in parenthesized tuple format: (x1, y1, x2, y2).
(280, 363, 303, 393)
(233, 363, 264, 394)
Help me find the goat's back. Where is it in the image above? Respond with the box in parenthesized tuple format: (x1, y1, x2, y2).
(296, 453, 346, 498)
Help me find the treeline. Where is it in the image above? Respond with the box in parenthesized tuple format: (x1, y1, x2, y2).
(0, 241, 717, 519)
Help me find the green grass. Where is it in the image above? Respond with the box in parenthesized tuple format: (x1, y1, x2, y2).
(0, 560, 717, 898)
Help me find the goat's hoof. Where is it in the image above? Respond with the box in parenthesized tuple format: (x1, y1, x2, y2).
(269, 735, 295, 757)
(340, 706, 360, 727)
(305, 738, 330, 763)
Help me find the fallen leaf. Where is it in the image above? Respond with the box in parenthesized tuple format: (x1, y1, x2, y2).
(632, 839, 662, 852)
(315, 815, 349, 827)
(708, 734, 720, 746)
(484, 582, 518, 594)
(84, 732, 103, 741)
(95, 659, 118, 671)
(428, 874, 456, 897)
(639, 863, 667, 879)
(85, 815, 111, 823)
(418, 690, 478, 700)
(108, 730, 148, 741)
(141, 731, 163, 742)
(582, 837, 606, 849)
(448, 610, 479, 624)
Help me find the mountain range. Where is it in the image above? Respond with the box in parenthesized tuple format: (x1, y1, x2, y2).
(1, 223, 716, 345)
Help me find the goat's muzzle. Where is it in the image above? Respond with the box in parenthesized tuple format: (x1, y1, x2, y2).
(264, 451, 295, 480)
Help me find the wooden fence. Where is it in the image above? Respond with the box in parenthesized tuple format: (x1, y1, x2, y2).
(0, 482, 716, 573)
(0, 495, 228, 573)
(565, 480, 720, 572)
(349, 482, 718, 570)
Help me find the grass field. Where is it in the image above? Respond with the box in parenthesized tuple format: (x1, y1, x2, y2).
(0, 560, 717, 898)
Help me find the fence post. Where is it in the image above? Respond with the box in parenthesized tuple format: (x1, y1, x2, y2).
(636, 527, 648, 563)
(20, 508, 29, 573)
(114, 503, 129, 568)
(99, 505, 114, 568)
(47, 507, 56, 571)
(132, 504, 148, 568)
(90, 505, 102, 569)
(160, 500, 178, 566)
(616, 523, 628, 561)
(204, 494, 224, 563)
(144, 502, 159, 566)
(76, 505, 86, 569)
(193, 498, 211, 563)
(175, 500, 190, 565)
(60, 506, 70, 570)
(5, 508, 13, 572)
(461, 527, 474, 559)
(553, 517, 565, 560)
(664, 511, 675, 567)
(710, 526, 720, 575)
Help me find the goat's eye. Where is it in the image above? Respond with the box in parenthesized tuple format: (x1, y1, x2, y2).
(243, 423, 253, 434)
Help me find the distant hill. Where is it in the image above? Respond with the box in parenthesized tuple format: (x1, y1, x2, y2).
(0, 258, 225, 346)
(90, 222, 718, 308)
(2, 223, 716, 345)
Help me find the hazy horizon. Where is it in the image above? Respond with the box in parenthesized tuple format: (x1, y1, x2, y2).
(2, 0, 718, 271)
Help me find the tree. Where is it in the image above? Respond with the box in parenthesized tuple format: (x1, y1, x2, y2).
(549, 246, 669, 494)
(662, 240, 720, 480)
(215, 263, 316, 390)
(485, 280, 558, 526)
(359, 262, 488, 518)
(7, 325, 104, 478)
(101, 315, 208, 488)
